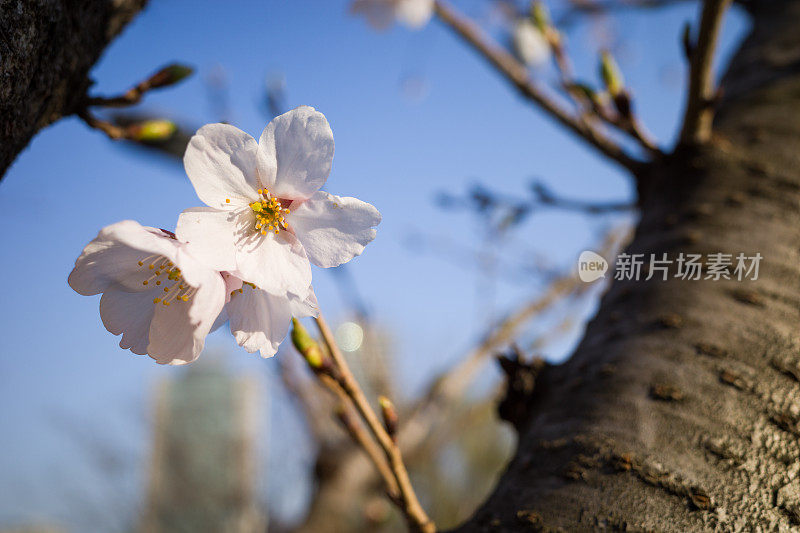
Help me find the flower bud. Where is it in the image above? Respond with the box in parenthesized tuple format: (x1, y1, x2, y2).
(146, 64, 194, 89)
(599, 51, 624, 96)
(378, 395, 398, 440)
(128, 120, 177, 142)
(531, 1, 549, 33)
(291, 318, 325, 369)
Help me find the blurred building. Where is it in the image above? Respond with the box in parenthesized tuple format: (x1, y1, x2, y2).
(140, 363, 264, 533)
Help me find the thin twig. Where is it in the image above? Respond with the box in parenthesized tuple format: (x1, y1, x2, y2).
(78, 109, 126, 139)
(315, 315, 436, 533)
(433, 0, 642, 173)
(532, 181, 635, 213)
(85, 64, 193, 108)
(678, 0, 731, 144)
(325, 383, 400, 499)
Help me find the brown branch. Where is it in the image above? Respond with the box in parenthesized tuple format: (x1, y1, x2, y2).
(78, 109, 127, 139)
(85, 64, 193, 108)
(315, 315, 436, 533)
(328, 388, 401, 499)
(433, 0, 643, 174)
(678, 0, 731, 144)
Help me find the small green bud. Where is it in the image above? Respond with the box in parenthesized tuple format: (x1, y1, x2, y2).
(531, 1, 549, 33)
(291, 318, 324, 369)
(599, 51, 624, 96)
(147, 64, 194, 89)
(130, 120, 176, 142)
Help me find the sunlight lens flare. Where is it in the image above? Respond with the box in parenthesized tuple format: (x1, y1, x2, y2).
(335, 322, 364, 352)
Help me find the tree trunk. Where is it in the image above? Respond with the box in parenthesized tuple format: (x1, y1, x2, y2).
(458, 2, 800, 531)
(0, 0, 147, 177)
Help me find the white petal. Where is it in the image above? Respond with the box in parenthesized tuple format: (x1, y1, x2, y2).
(288, 286, 319, 318)
(175, 207, 241, 272)
(395, 0, 434, 29)
(184, 123, 260, 210)
(257, 106, 334, 200)
(99, 286, 157, 356)
(226, 285, 293, 358)
(288, 191, 381, 268)
(69, 220, 179, 295)
(148, 268, 226, 365)
(232, 230, 312, 298)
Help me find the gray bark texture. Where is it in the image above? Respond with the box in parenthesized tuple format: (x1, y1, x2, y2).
(0, 0, 147, 177)
(458, 2, 800, 531)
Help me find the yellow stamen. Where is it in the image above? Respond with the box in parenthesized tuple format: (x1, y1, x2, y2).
(135, 256, 196, 306)
(248, 187, 290, 236)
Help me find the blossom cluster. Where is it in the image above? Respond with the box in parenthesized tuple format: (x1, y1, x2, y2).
(69, 106, 381, 364)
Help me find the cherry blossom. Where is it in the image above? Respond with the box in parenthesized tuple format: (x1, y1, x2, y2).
(351, 0, 434, 30)
(176, 106, 381, 299)
(215, 273, 319, 358)
(68, 220, 226, 364)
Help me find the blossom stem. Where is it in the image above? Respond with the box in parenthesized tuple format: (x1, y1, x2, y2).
(314, 314, 436, 533)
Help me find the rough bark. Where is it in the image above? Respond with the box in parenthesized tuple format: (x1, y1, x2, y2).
(0, 0, 147, 177)
(458, 2, 800, 531)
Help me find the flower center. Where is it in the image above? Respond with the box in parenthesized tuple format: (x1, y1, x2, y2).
(249, 188, 290, 236)
(137, 255, 196, 306)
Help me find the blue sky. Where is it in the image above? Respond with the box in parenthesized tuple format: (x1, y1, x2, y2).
(0, 0, 747, 528)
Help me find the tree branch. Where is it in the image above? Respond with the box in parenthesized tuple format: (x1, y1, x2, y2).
(433, 0, 643, 174)
(678, 0, 732, 144)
